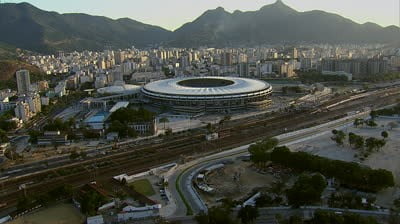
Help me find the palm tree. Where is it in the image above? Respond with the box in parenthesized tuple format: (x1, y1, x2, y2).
(159, 117, 169, 129)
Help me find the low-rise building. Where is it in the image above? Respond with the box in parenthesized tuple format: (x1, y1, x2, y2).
(37, 131, 69, 146)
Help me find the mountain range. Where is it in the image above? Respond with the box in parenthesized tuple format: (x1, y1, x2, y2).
(0, 0, 399, 53)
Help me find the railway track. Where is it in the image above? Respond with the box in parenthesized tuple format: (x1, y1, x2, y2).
(0, 86, 399, 211)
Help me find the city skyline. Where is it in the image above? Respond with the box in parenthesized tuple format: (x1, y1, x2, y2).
(9, 0, 400, 30)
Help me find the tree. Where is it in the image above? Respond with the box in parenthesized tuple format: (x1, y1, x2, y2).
(0, 129, 9, 143)
(354, 135, 365, 150)
(270, 147, 394, 192)
(388, 122, 399, 130)
(348, 133, 364, 150)
(286, 174, 326, 207)
(365, 137, 386, 152)
(159, 117, 170, 129)
(365, 120, 377, 128)
(238, 206, 259, 224)
(28, 130, 41, 144)
(165, 128, 173, 136)
(353, 118, 364, 128)
(288, 216, 303, 224)
(248, 138, 279, 168)
(311, 210, 380, 224)
(195, 206, 238, 224)
(370, 110, 378, 120)
(381, 131, 389, 139)
(80, 191, 106, 215)
(348, 132, 356, 147)
(331, 130, 345, 146)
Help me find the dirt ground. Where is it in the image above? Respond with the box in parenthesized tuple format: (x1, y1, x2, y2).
(9, 203, 84, 224)
(289, 117, 400, 207)
(202, 161, 276, 206)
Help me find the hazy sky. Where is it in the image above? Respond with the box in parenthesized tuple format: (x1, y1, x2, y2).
(10, 0, 400, 31)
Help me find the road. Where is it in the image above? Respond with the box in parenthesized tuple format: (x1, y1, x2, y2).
(167, 110, 371, 217)
(1, 86, 400, 213)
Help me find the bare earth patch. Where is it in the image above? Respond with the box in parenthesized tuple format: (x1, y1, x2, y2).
(9, 203, 84, 224)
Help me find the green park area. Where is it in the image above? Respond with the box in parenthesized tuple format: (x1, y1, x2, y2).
(130, 179, 155, 196)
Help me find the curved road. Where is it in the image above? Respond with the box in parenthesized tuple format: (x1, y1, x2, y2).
(167, 111, 371, 217)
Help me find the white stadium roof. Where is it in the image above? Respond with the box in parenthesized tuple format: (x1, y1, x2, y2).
(142, 76, 271, 96)
(97, 84, 141, 95)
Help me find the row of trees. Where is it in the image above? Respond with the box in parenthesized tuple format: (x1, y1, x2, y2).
(360, 72, 400, 83)
(107, 120, 138, 138)
(43, 117, 75, 132)
(281, 211, 379, 224)
(109, 107, 155, 123)
(107, 107, 155, 138)
(370, 104, 400, 117)
(353, 118, 377, 128)
(331, 130, 387, 153)
(310, 210, 378, 224)
(270, 147, 394, 192)
(297, 71, 348, 84)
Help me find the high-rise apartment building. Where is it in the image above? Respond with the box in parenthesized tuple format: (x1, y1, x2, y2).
(14, 101, 31, 121)
(237, 63, 250, 77)
(27, 94, 42, 114)
(16, 70, 31, 94)
(221, 52, 233, 66)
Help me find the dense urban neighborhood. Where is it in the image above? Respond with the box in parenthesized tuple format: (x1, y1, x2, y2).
(0, 0, 400, 224)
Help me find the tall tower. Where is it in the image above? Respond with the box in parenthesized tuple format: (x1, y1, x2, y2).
(16, 70, 31, 94)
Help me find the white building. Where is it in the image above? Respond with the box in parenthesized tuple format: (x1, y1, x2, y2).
(27, 94, 42, 114)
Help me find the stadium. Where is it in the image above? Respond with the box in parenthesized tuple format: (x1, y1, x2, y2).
(141, 76, 273, 114)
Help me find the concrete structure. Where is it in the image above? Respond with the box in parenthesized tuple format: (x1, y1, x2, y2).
(97, 82, 141, 95)
(131, 119, 157, 135)
(109, 101, 129, 113)
(84, 111, 109, 130)
(27, 93, 42, 114)
(87, 215, 104, 224)
(142, 76, 273, 114)
(14, 101, 31, 121)
(37, 131, 69, 146)
(16, 70, 31, 94)
(0, 97, 15, 112)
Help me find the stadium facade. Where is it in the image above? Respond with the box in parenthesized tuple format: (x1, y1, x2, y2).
(141, 76, 272, 114)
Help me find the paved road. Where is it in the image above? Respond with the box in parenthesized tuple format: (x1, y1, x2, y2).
(167, 111, 370, 217)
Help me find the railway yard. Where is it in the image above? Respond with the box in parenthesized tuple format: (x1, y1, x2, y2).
(1, 86, 400, 216)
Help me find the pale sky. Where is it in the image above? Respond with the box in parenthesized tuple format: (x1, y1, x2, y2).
(10, 0, 400, 31)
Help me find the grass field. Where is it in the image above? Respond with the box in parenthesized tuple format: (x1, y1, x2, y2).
(130, 179, 155, 196)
